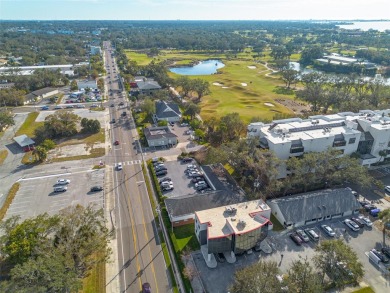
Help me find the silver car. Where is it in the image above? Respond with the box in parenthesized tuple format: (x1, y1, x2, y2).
(321, 225, 336, 237)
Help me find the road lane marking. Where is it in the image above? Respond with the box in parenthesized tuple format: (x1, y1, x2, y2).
(18, 170, 94, 181)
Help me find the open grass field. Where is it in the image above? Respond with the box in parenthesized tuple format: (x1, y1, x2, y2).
(15, 112, 43, 138)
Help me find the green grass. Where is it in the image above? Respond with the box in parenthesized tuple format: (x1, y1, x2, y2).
(0, 149, 8, 166)
(51, 148, 105, 163)
(352, 287, 375, 293)
(170, 224, 200, 253)
(0, 183, 20, 221)
(271, 214, 285, 231)
(15, 112, 43, 138)
(82, 258, 105, 293)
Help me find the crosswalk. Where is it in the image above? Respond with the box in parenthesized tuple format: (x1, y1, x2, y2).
(114, 160, 142, 167)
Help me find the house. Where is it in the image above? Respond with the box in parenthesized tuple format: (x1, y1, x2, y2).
(77, 80, 98, 91)
(154, 101, 182, 123)
(164, 164, 246, 227)
(144, 126, 178, 147)
(134, 76, 161, 95)
(195, 199, 271, 267)
(248, 109, 390, 176)
(267, 188, 361, 228)
(25, 87, 59, 104)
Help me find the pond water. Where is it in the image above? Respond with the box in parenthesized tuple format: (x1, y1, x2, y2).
(170, 59, 225, 75)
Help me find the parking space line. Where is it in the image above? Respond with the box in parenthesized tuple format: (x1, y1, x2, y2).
(8, 206, 29, 211)
(10, 201, 32, 206)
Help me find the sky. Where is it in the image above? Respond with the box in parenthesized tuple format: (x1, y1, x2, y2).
(0, 0, 389, 21)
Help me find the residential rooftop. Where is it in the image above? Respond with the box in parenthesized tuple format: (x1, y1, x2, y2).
(195, 200, 270, 239)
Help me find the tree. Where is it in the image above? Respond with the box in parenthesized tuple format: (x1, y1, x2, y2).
(285, 256, 323, 293)
(70, 80, 78, 91)
(280, 67, 299, 88)
(33, 146, 48, 162)
(300, 45, 323, 66)
(43, 110, 80, 138)
(184, 102, 200, 120)
(192, 79, 210, 101)
(81, 118, 100, 134)
(157, 120, 168, 126)
(379, 208, 390, 246)
(0, 88, 26, 106)
(230, 260, 283, 293)
(270, 45, 290, 61)
(314, 239, 364, 289)
(0, 111, 15, 130)
(141, 98, 156, 119)
(40, 139, 56, 150)
(219, 112, 246, 142)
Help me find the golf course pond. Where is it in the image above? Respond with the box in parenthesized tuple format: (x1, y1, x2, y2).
(170, 59, 225, 75)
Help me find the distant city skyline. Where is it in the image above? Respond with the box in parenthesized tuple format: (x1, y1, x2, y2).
(1, 0, 389, 21)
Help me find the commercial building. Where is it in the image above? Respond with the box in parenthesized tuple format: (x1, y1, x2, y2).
(25, 87, 59, 104)
(195, 200, 271, 267)
(131, 76, 162, 95)
(144, 126, 178, 147)
(316, 53, 376, 68)
(248, 109, 390, 176)
(0, 65, 75, 76)
(267, 188, 361, 228)
(77, 80, 98, 91)
(90, 46, 102, 55)
(154, 101, 182, 123)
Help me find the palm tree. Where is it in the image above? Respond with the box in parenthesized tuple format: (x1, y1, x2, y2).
(379, 209, 390, 246)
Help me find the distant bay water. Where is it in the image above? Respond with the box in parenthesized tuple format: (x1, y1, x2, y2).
(337, 21, 390, 32)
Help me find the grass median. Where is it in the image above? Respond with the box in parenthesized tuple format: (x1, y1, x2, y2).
(0, 183, 20, 221)
(0, 149, 8, 166)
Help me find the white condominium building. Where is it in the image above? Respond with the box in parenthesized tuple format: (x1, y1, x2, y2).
(248, 109, 390, 169)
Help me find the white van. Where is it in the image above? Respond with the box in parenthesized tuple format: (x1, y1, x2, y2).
(368, 250, 381, 264)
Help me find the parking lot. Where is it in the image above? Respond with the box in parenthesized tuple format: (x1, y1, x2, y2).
(193, 216, 390, 293)
(4, 169, 105, 221)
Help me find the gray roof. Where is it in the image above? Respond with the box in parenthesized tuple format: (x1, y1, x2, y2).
(77, 80, 97, 89)
(165, 190, 244, 219)
(155, 101, 181, 119)
(144, 126, 177, 140)
(267, 188, 361, 224)
(26, 87, 57, 99)
(13, 134, 35, 147)
(136, 80, 161, 90)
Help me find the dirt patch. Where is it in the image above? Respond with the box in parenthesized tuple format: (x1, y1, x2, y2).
(275, 98, 311, 114)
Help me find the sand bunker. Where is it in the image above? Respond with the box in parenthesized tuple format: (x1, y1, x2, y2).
(222, 86, 229, 89)
(247, 66, 256, 69)
(264, 102, 275, 107)
(241, 83, 248, 87)
(212, 82, 223, 86)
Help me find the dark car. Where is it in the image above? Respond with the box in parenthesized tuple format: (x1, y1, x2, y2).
(191, 176, 204, 183)
(382, 247, 390, 258)
(364, 204, 377, 212)
(121, 111, 127, 116)
(114, 140, 119, 145)
(119, 102, 124, 106)
(142, 282, 151, 293)
(155, 166, 167, 171)
(110, 103, 114, 107)
(182, 157, 193, 163)
(111, 118, 116, 123)
(351, 217, 365, 228)
(215, 253, 225, 263)
(290, 233, 302, 246)
(372, 249, 389, 263)
(155, 170, 168, 176)
(90, 186, 103, 192)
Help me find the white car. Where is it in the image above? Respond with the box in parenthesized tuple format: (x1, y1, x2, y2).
(161, 182, 174, 191)
(56, 179, 70, 185)
(321, 225, 336, 237)
(187, 164, 196, 170)
(195, 181, 207, 188)
(358, 215, 373, 227)
(189, 171, 202, 177)
(385, 186, 390, 193)
(344, 219, 360, 232)
(117, 163, 123, 170)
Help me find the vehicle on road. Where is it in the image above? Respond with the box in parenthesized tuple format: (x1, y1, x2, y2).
(111, 118, 116, 123)
(119, 102, 124, 106)
(296, 229, 310, 242)
(41, 105, 49, 110)
(321, 225, 336, 237)
(142, 282, 151, 293)
(371, 249, 389, 263)
(66, 105, 74, 108)
(114, 140, 119, 145)
(117, 163, 123, 170)
(304, 228, 319, 241)
(121, 111, 127, 116)
(76, 104, 85, 108)
(343, 219, 360, 232)
(290, 233, 302, 246)
(110, 103, 115, 107)
(56, 179, 70, 185)
(90, 186, 103, 192)
(358, 215, 373, 227)
(54, 105, 63, 109)
(54, 186, 67, 192)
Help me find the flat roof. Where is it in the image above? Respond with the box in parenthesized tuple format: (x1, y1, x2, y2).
(13, 134, 35, 147)
(196, 200, 270, 239)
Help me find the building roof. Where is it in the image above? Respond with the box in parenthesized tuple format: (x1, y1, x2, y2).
(144, 126, 177, 140)
(155, 101, 181, 119)
(136, 80, 161, 91)
(267, 188, 361, 225)
(165, 190, 244, 219)
(13, 134, 35, 147)
(195, 200, 271, 239)
(77, 80, 97, 89)
(25, 87, 57, 101)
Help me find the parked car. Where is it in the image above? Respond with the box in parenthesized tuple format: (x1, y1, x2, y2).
(385, 186, 390, 193)
(359, 200, 370, 207)
(296, 229, 310, 242)
(290, 233, 302, 246)
(187, 164, 197, 170)
(381, 247, 390, 258)
(110, 103, 115, 107)
(121, 111, 127, 116)
(351, 217, 365, 228)
(370, 208, 381, 217)
(182, 157, 193, 163)
(188, 171, 202, 177)
(180, 122, 189, 127)
(117, 163, 123, 170)
(195, 181, 207, 188)
(364, 204, 377, 212)
(155, 165, 167, 171)
(54, 186, 67, 192)
(155, 170, 168, 176)
(111, 118, 116, 123)
(196, 185, 209, 191)
(371, 249, 389, 263)
(159, 177, 172, 184)
(161, 181, 174, 191)
(321, 225, 336, 237)
(119, 102, 124, 106)
(343, 219, 360, 232)
(191, 176, 204, 183)
(358, 215, 373, 227)
(56, 179, 70, 185)
(142, 282, 151, 293)
(304, 228, 319, 242)
(90, 186, 103, 192)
